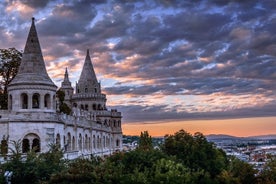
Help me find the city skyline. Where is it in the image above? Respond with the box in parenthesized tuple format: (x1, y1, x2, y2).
(0, 0, 275, 136)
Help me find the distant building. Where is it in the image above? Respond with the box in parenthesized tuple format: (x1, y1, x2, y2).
(0, 18, 122, 159)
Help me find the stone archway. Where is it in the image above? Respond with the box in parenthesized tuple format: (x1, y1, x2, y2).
(22, 133, 40, 153)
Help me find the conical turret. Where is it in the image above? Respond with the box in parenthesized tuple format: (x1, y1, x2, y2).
(7, 18, 57, 112)
(60, 68, 74, 105)
(76, 49, 101, 94)
(9, 17, 56, 87)
(61, 68, 72, 87)
(79, 49, 98, 84)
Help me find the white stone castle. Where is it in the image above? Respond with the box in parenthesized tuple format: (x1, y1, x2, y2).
(0, 18, 122, 159)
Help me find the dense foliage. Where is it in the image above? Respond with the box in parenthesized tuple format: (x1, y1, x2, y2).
(0, 48, 22, 109)
(56, 89, 71, 115)
(0, 130, 275, 184)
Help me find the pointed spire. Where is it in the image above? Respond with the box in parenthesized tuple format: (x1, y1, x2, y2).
(61, 67, 72, 87)
(64, 67, 69, 82)
(79, 49, 98, 84)
(76, 49, 100, 94)
(9, 17, 56, 87)
(18, 17, 47, 74)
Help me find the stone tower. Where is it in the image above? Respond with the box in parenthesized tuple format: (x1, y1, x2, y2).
(6, 18, 58, 153)
(0, 18, 123, 158)
(8, 17, 57, 112)
(72, 49, 106, 111)
(60, 68, 74, 106)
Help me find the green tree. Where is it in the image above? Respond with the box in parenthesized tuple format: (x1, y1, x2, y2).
(150, 158, 193, 184)
(56, 89, 71, 115)
(258, 156, 276, 183)
(227, 156, 257, 184)
(0, 142, 66, 184)
(138, 131, 153, 151)
(162, 129, 228, 179)
(50, 158, 98, 184)
(0, 48, 22, 109)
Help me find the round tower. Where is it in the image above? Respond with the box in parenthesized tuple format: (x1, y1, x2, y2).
(7, 18, 57, 113)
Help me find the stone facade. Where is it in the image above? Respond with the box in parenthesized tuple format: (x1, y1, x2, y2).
(0, 18, 122, 159)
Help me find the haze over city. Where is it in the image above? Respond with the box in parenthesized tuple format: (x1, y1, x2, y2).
(1, 0, 275, 136)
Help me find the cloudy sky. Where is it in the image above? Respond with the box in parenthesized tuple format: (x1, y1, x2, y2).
(0, 0, 275, 136)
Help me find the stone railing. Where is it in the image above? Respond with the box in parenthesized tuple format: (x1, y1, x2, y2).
(58, 113, 112, 132)
(72, 93, 106, 100)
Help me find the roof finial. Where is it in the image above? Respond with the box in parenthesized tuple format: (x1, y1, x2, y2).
(32, 17, 35, 23)
(87, 49, 89, 56)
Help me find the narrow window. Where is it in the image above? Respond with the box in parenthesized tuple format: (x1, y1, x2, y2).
(32, 93, 40, 109)
(22, 139, 30, 153)
(32, 138, 40, 152)
(56, 134, 61, 148)
(21, 93, 28, 109)
(44, 94, 50, 109)
(72, 136, 75, 150)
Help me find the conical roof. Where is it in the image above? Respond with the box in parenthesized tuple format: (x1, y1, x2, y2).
(78, 49, 98, 84)
(9, 17, 56, 87)
(61, 68, 73, 88)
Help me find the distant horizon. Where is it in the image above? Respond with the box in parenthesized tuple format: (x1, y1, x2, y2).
(122, 116, 276, 137)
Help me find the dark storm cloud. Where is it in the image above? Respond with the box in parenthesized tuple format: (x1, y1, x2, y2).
(1, 0, 275, 122)
(38, 2, 97, 36)
(116, 101, 276, 123)
(105, 76, 275, 97)
(20, 0, 52, 8)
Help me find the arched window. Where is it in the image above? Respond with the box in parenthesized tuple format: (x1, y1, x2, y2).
(85, 87, 88, 93)
(107, 136, 110, 147)
(22, 139, 30, 153)
(97, 135, 100, 149)
(85, 104, 88, 111)
(67, 133, 71, 151)
(80, 104, 84, 110)
(98, 104, 101, 110)
(78, 134, 82, 150)
(93, 104, 96, 110)
(44, 94, 50, 109)
(94, 88, 97, 93)
(56, 134, 61, 148)
(85, 134, 88, 150)
(72, 136, 75, 150)
(1, 139, 8, 155)
(22, 133, 40, 153)
(32, 93, 40, 109)
(93, 135, 96, 149)
(116, 139, 120, 147)
(32, 138, 40, 152)
(21, 93, 28, 109)
(63, 135, 66, 147)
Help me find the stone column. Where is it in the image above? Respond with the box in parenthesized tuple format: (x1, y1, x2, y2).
(28, 93, 32, 109)
(40, 94, 44, 109)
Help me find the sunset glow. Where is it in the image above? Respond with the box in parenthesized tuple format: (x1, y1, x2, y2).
(123, 117, 276, 137)
(0, 0, 275, 137)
